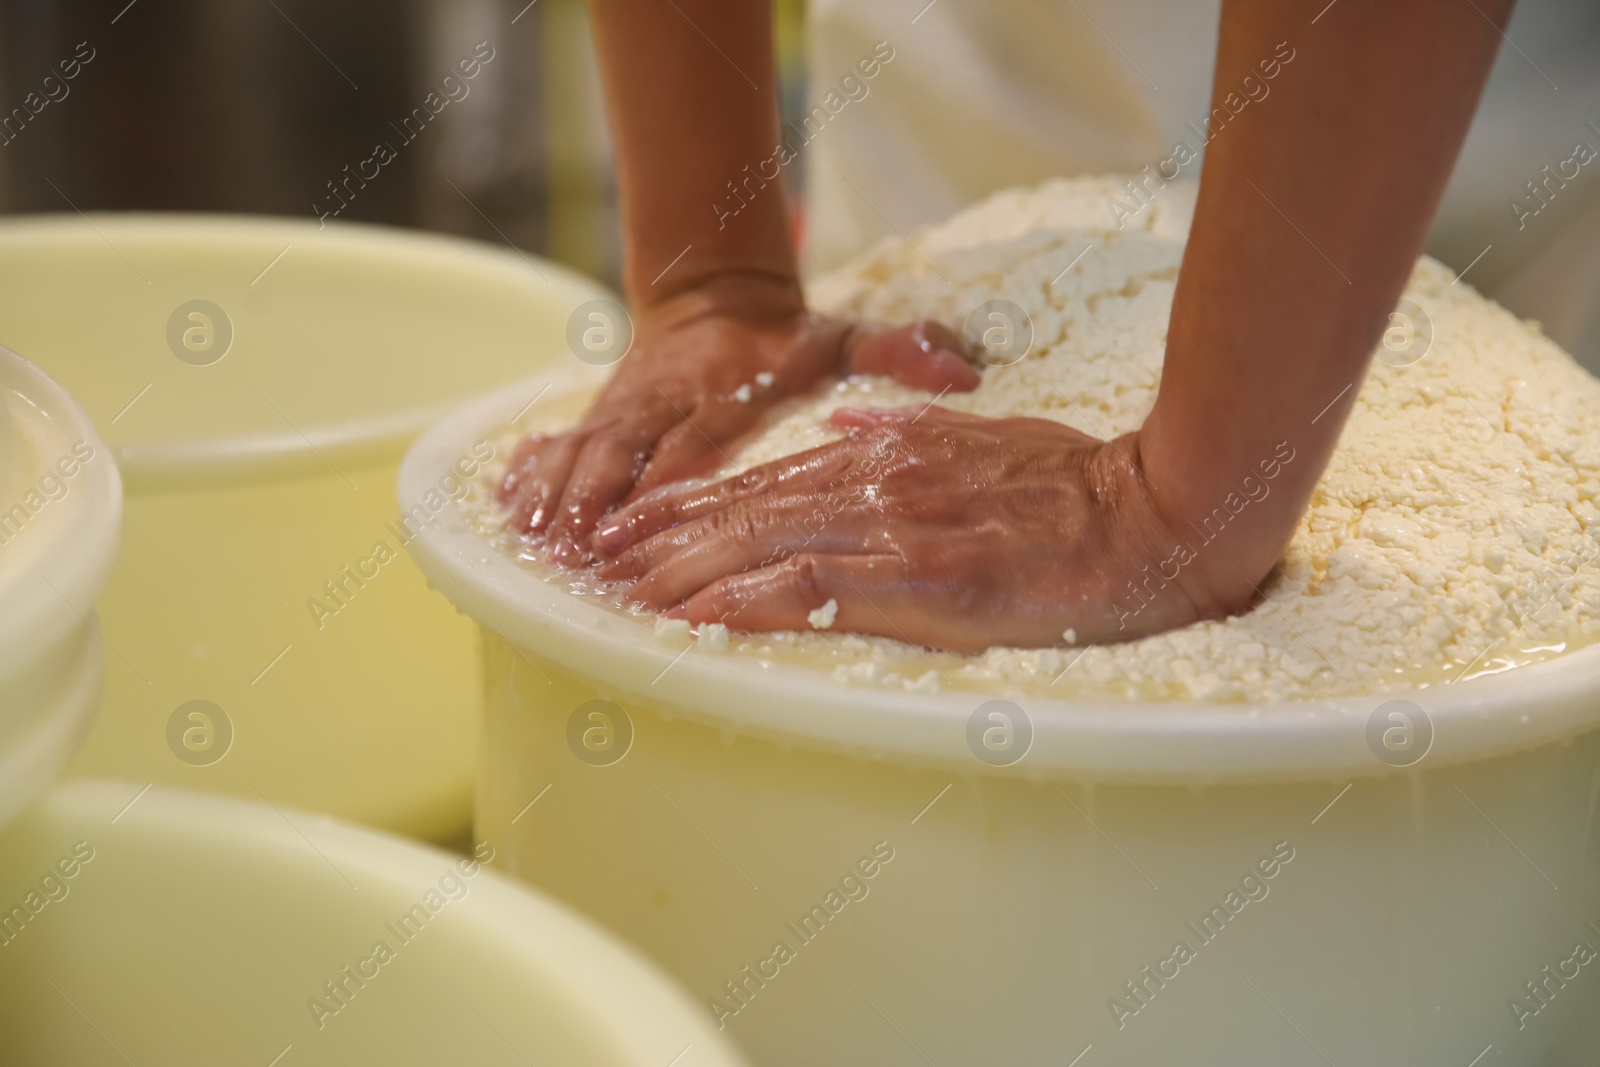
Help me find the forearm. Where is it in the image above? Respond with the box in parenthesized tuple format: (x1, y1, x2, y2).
(1140, 0, 1511, 605)
(587, 0, 795, 304)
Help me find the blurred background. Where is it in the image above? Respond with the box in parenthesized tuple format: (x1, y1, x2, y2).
(0, 0, 1593, 367)
(0, 0, 808, 292)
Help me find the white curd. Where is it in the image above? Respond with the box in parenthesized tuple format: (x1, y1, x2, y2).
(471, 178, 1600, 703)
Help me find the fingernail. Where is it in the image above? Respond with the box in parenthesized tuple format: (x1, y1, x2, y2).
(593, 519, 630, 555)
(664, 604, 688, 620)
(547, 537, 583, 568)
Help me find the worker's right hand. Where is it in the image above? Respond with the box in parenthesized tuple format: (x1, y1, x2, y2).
(589, 405, 1236, 650)
(497, 272, 980, 567)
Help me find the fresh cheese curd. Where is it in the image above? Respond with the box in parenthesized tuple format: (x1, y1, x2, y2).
(470, 177, 1600, 702)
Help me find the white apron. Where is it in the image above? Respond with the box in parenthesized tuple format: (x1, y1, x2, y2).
(804, 0, 1600, 368)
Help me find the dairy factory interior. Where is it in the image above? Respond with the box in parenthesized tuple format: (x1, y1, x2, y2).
(1, 2, 1598, 1065)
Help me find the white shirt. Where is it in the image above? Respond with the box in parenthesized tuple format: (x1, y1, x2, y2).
(804, 0, 1600, 367)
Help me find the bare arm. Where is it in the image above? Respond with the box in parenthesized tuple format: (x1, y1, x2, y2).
(594, 0, 1517, 649)
(1141, 0, 1514, 607)
(588, 0, 794, 300)
(501, 2, 974, 565)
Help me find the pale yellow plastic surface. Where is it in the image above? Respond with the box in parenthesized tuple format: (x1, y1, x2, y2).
(0, 782, 748, 1067)
(404, 377, 1600, 1067)
(0, 215, 611, 841)
(0, 347, 120, 828)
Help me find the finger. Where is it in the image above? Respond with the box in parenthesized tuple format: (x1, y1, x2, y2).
(596, 496, 800, 583)
(828, 405, 1102, 455)
(545, 429, 652, 566)
(827, 404, 994, 431)
(592, 441, 858, 557)
(847, 321, 980, 393)
(496, 434, 546, 505)
(679, 553, 920, 638)
(508, 433, 585, 536)
(631, 421, 724, 494)
(829, 405, 920, 431)
(611, 505, 882, 604)
(630, 397, 761, 496)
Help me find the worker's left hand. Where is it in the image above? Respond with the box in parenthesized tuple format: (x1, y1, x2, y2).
(496, 274, 978, 567)
(590, 405, 1233, 651)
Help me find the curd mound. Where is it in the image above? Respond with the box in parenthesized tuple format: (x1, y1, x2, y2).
(471, 177, 1600, 702)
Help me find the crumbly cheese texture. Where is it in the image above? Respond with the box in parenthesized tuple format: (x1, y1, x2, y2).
(482, 177, 1600, 702)
(808, 598, 840, 630)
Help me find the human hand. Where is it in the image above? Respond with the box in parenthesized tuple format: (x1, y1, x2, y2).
(498, 274, 979, 566)
(589, 405, 1241, 651)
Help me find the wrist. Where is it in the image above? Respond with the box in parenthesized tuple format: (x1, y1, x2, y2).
(632, 269, 806, 332)
(1134, 414, 1306, 614)
(1084, 433, 1236, 624)
(622, 207, 798, 308)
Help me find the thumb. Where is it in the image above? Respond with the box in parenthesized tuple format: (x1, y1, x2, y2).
(845, 320, 980, 393)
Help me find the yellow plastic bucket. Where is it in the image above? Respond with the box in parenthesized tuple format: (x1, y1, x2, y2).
(0, 215, 611, 841)
(403, 374, 1600, 1067)
(0, 781, 748, 1067)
